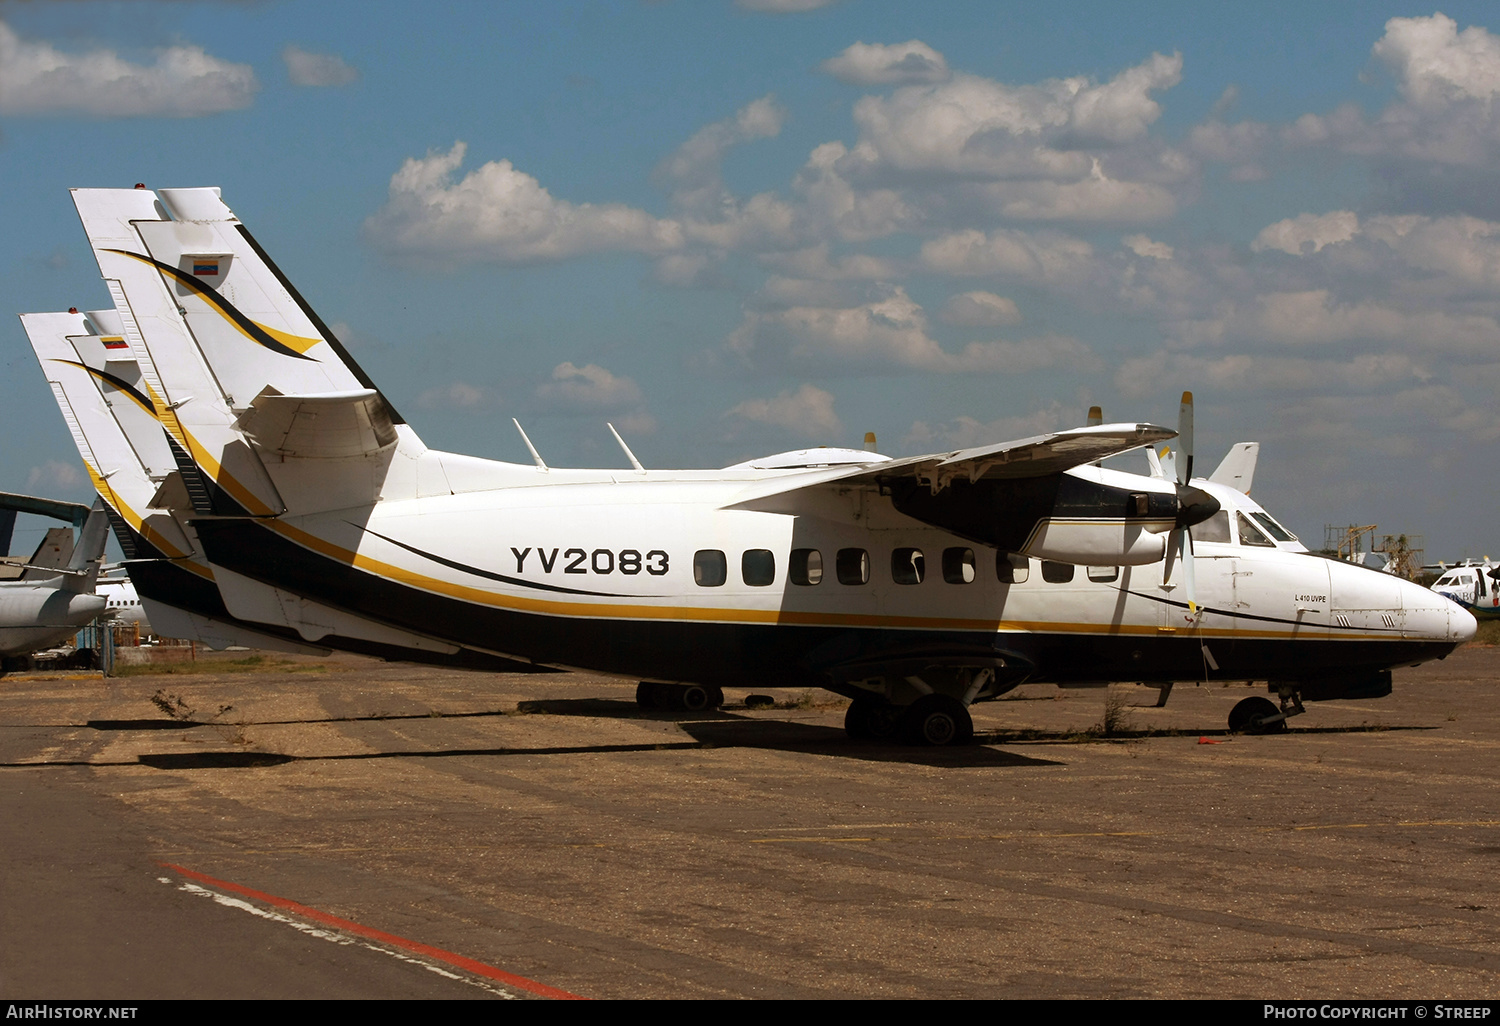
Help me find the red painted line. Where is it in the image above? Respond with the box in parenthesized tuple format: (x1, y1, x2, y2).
(161, 862, 585, 1000)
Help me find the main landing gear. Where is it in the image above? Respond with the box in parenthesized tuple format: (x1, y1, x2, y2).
(635, 682, 724, 713)
(1228, 683, 1305, 734)
(845, 694, 974, 747)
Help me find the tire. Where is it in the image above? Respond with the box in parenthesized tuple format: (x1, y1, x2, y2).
(635, 682, 660, 710)
(1228, 695, 1285, 734)
(899, 694, 974, 747)
(845, 700, 873, 739)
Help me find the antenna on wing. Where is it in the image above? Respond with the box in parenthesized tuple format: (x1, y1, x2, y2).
(512, 419, 548, 471)
(607, 423, 645, 473)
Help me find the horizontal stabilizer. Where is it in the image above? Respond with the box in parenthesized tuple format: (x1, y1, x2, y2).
(141, 599, 333, 656)
(236, 388, 398, 459)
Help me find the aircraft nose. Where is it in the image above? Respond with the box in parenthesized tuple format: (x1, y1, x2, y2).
(1452, 605, 1478, 644)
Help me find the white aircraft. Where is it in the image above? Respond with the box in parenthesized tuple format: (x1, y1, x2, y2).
(21, 308, 562, 673)
(0, 499, 109, 661)
(97, 575, 149, 632)
(1431, 561, 1500, 621)
(18, 185, 1476, 742)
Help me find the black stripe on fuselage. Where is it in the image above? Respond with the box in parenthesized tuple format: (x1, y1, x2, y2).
(1119, 587, 1403, 635)
(190, 517, 1459, 690)
(111, 520, 553, 674)
(356, 526, 631, 598)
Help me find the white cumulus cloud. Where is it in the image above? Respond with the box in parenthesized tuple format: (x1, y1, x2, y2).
(535, 362, 645, 411)
(1251, 211, 1360, 255)
(283, 46, 358, 87)
(0, 20, 257, 117)
(725, 384, 841, 438)
(365, 142, 683, 264)
(821, 40, 950, 86)
(938, 291, 1022, 327)
(1373, 13, 1500, 108)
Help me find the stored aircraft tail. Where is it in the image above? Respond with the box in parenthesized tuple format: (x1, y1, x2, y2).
(70, 187, 427, 518)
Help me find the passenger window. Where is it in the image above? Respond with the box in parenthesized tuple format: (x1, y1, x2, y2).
(1087, 565, 1119, 583)
(1235, 512, 1274, 548)
(693, 549, 727, 587)
(997, 552, 1030, 584)
(742, 549, 775, 587)
(789, 548, 822, 586)
(836, 548, 869, 586)
(942, 547, 975, 584)
(1041, 561, 1075, 583)
(1191, 511, 1231, 543)
(891, 547, 925, 585)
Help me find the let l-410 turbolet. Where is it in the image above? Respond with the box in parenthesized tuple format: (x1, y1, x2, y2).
(20, 185, 1475, 744)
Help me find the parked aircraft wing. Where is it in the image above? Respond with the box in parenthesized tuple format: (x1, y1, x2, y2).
(0, 492, 93, 527)
(744, 423, 1175, 499)
(857, 422, 1175, 491)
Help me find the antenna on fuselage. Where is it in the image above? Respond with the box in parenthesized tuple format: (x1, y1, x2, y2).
(607, 423, 645, 473)
(512, 419, 548, 471)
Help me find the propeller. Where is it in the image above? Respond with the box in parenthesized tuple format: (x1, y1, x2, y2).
(1160, 391, 1220, 619)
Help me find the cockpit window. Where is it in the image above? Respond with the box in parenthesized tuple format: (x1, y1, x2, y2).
(1190, 510, 1231, 543)
(1236, 512, 1275, 548)
(1250, 511, 1296, 542)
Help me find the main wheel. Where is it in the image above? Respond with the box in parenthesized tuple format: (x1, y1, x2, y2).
(845, 700, 874, 739)
(635, 682, 660, 709)
(899, 694, 974, 747)
(677, 684, 712, 712)
(1228, 695, 1285, 734)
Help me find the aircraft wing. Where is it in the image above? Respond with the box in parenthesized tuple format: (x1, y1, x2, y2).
(746, 422, 1174, 497)
(731, 421, 1184, 565)
(851, 422, 1174, 491)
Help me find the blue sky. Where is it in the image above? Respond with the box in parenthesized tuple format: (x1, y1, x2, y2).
(3, 1, 1497, 561)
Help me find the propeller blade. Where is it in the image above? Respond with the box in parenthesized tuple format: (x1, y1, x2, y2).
(1177, 391, 1194, 485)
(1181, 528, 1198, 617)
(1086, 406, 1103, 427)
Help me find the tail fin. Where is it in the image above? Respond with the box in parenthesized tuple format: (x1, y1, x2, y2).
(26, 305, 478, 661)
(71, 187, 423, 515)
(1208, 442, 1260, 494)
(22, 528, 75, 576)
(65, 501, 110, 590)
(20, 309, 196, 562)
